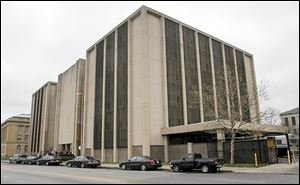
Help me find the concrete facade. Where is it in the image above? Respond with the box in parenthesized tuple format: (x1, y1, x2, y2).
(81, 6, 284, 163)
(27, 6, 286, 162)
(1, 114, 30, 157)
(53, 59, 86, 156)
(29, 82, 57, 155)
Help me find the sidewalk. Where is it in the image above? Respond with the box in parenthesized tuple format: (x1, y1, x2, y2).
(102, 163, 299, 175)
(222, 162, 299, 175)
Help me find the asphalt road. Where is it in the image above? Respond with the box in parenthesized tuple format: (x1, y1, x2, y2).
(1, 163, 299, 184)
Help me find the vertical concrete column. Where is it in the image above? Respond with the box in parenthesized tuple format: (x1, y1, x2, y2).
(249, 55, 260, 123)
(222, 44, 231, 119)
(82, 51, 90, 156)
(161, 17, 169, 163)
(127, 19, 133, 159)
(194, 32, 204, 123)
(187, 142, 193, 154)
(41, 86, 48, 154)
(209, 38, 218, 120)
(101, 39, 107, 162)
(113, 30, 118, 163)
(233, 49, 242, 120)
(179, 24, 188, 125)
(141, 8, 151, 156)
(28, 94, 35, 155)
(73, 64, 79, 156)
(217, 129, 225, 159)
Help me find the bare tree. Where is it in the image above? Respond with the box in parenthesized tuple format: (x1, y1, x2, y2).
(260, 107, 281, 126)
(188, 64, 269, 164)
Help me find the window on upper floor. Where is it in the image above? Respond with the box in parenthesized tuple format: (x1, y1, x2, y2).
(284, 118, 289, 126)
(17, 134, 22, 141)
(292, 117, 296, 126)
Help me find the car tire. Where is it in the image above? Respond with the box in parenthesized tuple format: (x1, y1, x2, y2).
(201, 164, 209, 173)
(81, 163, 85, 168)
(121, 164, 127, 170)
(46, 162, 49, 166)
(67, 163, 72, 168)
(172, 165, 180, 172)
(141, 164, 147, 171)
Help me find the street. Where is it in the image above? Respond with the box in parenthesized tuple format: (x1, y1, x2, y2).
(1, 163, 299, 184)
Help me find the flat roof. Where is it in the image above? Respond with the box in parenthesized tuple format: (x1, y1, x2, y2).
(280, 107, 299, 116)
(87, 5, 253, 56)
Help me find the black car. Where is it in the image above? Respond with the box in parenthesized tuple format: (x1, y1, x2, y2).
(169, 153, 223, 173)
(119, 156, 162, 171)
(21, 156, 40, 165)
(9, 154, 27, 164)
(36, 155, 62, 166)
(66, 156, 101, 168)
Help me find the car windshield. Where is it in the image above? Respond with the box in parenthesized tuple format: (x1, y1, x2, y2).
(143, 156, 154, 160)
(86, 156, 95, 160)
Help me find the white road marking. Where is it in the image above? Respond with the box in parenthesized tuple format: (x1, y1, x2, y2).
(215, 178, 266, 183)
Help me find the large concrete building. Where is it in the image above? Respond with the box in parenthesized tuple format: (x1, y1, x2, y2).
(81, 6, 285, 163)
(1, 114, 30, 157)
(28, 6, 285, 162)
(53, 59, 86, 156)
(29, 82, 57, 155)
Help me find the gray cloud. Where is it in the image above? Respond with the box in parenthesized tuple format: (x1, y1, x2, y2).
(1, 1, 299, 122)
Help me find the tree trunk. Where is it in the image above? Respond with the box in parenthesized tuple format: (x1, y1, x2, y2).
(230, 134, 235, 164)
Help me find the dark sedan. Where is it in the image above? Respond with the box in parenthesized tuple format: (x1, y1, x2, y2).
(21, 156, 40, 165)
(66, 156, 101, 168)
(9, 154, 27, 164)
(36, 155, 62, 166)
(119, 156, 162, 171)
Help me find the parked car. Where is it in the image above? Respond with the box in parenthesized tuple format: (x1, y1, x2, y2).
(119, 156, 162, 171)
(66, 156, 101, 168)
(21, 156, 40, 165)
(170, 153, 223, 173)
(9, 154, 27, 164)
(36, 155, 62, 166)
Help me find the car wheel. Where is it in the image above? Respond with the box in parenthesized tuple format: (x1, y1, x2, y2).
(121, 164, 127, 170)
(201, 164, 209, 173)
(81, 163, 85, 168)
(9, 160, 12, 164)
(46, 162, 49, 166)
(172, 165, 180, 172)
(67, 163, 72, 168)
(141, 164, 147, 171)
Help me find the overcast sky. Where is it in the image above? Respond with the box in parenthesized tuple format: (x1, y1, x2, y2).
(1, 1, 299, 123)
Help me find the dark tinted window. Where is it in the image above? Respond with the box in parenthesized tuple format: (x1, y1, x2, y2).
(194, 154, 202, 159)
(198, 33, 214, 121)
(185, 154, 193, 160)
(135, 156, 143, 162)
(165, 18, 184, 127)
(117, 22, 128, 148)
(86, 156, 96, 160)
(105, 31, 115, 149)
(94, 41, 104, 149)
(183, 26, 200, 124)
